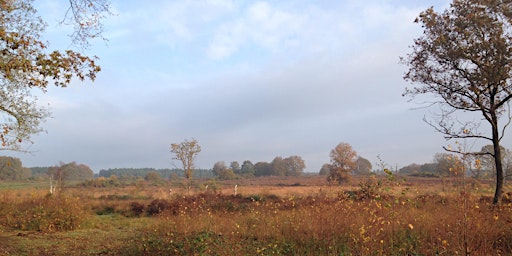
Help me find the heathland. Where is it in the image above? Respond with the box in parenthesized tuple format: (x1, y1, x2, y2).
(0, 175, 511, 255)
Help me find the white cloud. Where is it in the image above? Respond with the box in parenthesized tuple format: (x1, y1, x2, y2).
(11, 0, 463, 173)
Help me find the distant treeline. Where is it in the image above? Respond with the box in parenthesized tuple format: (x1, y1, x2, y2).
(98, 168, 213, 179)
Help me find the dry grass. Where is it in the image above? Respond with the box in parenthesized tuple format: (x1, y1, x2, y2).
(0, 175, 510, 255)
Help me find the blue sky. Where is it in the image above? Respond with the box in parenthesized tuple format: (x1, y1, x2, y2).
(11, 0, 500, 173)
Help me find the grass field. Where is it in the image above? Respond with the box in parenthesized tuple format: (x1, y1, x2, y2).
(0, 175, 511, 255)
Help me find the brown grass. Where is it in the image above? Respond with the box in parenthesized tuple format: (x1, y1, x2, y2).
(0, 175, 510, 255)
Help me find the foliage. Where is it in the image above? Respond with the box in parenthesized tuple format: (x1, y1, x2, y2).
(254, 161, 271, 177)
(1, 177, 512, 255)
(98, 167, 213, 179)
(328, 142, 357, 184)
(82, 175, 120, 187)
(354, 156, 372, 175)
(0, 156, 29, 180)
(240, 160, 254, 176)
(0, 0, 108, 151)
(48, 162, 94, 181)
(318, 163, 331, 176)
(144, 171, 164, 185)
(212, 161, 236, 180)
(0, 195, 86, 232)
(402, 0, 512, 204)
(170, 138, 201, 180)
(251, 156, 306, 177)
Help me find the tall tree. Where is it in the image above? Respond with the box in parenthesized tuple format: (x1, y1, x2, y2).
(328, 142, 357, 184)
(0, 0, 110, 150)
(402, 0, 512, 204)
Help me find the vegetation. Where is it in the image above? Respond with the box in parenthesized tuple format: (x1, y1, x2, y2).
(402, 0, 512, 204)
(327, 142, 357, 184)
(0, 175, 511, 255)
(0, 0, 110, 151)
(171, 138, 202, 180)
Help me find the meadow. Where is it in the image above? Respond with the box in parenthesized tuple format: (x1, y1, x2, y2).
(0, 175, 511, 255)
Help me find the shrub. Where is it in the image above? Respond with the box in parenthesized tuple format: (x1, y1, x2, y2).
(147, 199, 170, 216)
(129, 202, 145, 217)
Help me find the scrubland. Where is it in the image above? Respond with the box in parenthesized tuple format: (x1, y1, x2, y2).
(0, 175, 511, 255)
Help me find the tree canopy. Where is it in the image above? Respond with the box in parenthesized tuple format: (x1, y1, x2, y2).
(0, 0, 110, 150)
(403, 0, 512, 204)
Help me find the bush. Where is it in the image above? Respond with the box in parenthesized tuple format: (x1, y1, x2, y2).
(129, 202, 145, 217)
(147, 199, 170, 216)
(0, 195, 86, 232)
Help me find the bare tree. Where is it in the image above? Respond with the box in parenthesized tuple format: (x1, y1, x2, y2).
(402, 0, 512, 204)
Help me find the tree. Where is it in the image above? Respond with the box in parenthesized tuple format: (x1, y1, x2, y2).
(399, 163, 421, 176)
(328, 142, 357, 184)
(354, 157, 372, 175)
(0, 156, 28, 180)
(145, 171, 163, 184)
(254, 162, 271, 177)
(433, 153, 462, 177)
(0, 0, 109, 151)
(319, 163, 331, 176)
(230, 161, 241, 174)
(402, 0, 512, 204)
(212, 161, 227, 177)
(270, 157, 287, 176)
(475, 145, 512, 179)
(284, 155, 306, 176)
(170, 138, 201, 180)
(240, 160, 254, 176)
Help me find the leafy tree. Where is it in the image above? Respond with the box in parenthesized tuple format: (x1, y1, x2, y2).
(171, 138, 201, 180)
(0, 0, 110, 151)
(0, 156, 28, 180)
(230, 161, 241, 174)
(354, 157, 372, 175)
(219, 169, 236, 180)
(284, 155, 305, 176)
(240, 160, 254, 176)
(402, 0, 512, 204)
(48, 162, 93, 181)
(398, 163, 421, 176)
(270, 157, 287, 176)
(433, 153, 461, 177)
(254, 162, 271, 177)
(145, 171, 163, 184)
(328, 142, 357, 184)
(319, 163, 331, 176)
(212, 161, 227, 177)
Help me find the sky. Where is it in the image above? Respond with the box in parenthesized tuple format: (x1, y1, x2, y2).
(10, 0, 506, 173)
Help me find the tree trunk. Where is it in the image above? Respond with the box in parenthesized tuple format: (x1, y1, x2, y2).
(492, 124, 504, 205)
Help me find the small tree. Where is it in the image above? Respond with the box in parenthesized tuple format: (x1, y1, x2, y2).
(171, 138, 201, 193)
(328, 142, 357, 184)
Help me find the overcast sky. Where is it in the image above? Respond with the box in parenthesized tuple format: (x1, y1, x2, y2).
(11, 0, 505, 173)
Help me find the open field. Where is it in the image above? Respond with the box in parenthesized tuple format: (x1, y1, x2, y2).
(0, 175, 511, 255)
